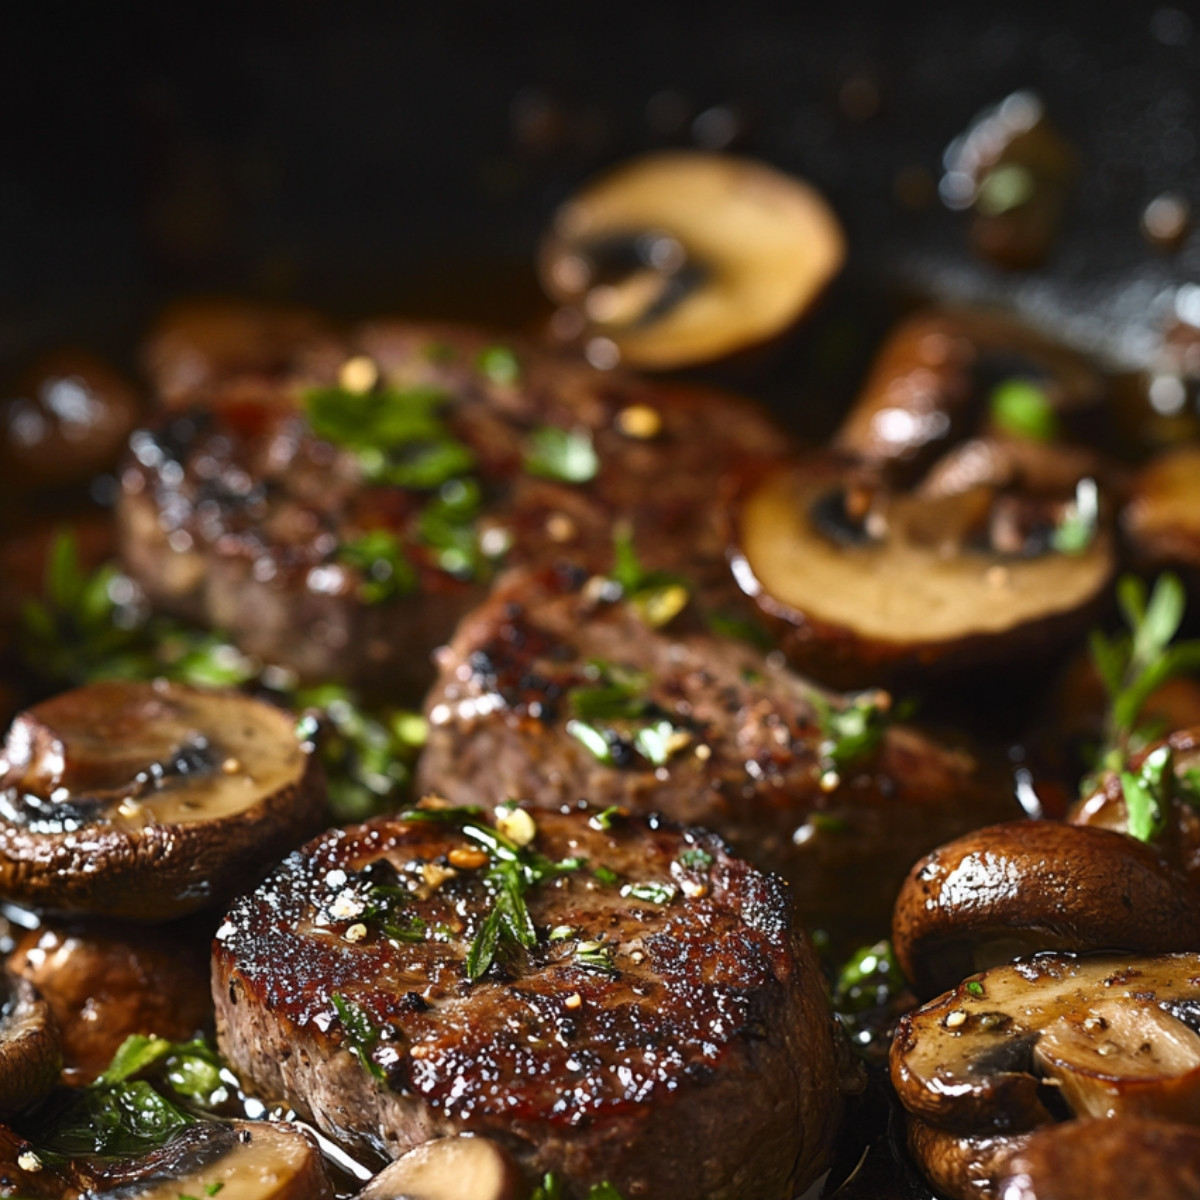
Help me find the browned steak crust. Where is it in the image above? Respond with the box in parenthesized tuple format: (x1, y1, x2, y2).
(119, 320, 787, 696)
(418, 567, 1017, 946)
(212, 805, 842, 1199)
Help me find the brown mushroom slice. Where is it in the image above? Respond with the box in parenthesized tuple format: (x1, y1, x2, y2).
(358, 1136, 523, 1200)
(1033, 999, 1200, 1122)
(891, 821, 1200, 999)
(1124, 445, 1200, 572)
(734, 457, 1114, 687)
(0, 971, 60, 1119)
(539, 151, 844, 368)
(833, 309, 1101, 480)
(8, 918, 212, 1086)
(890, 952, 1200, 1136)
(77, 1120, 333, 1200)
(906, 1117, 1032, 1200)
(0, 680, 326, 920)
(996, 1117, 1200, 1200)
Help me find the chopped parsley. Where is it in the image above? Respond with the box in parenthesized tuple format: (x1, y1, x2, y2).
(810, 688, 890, 776)
(965, 980, 985, 998)
(588, 805, 625, 831)
(608, 525, 691, 628)
(338, 530, 419, 603)
(567, 719, 615, 763)
(633, 719, 690, 765)
(620, 881, 677, 906)
(330, 993, 386, 1081)
(524, 425, 599, 483)
(573, 939, 619, 975)
(416, 477, 488, 578)
(677, 847, 713, 871)
(1050, 476, 1099, 556)
(593, 866, 621, 886)
(988, 379, 1058, 442)
(531, 1175, 626, 1200)
(477, 344, 521, 386)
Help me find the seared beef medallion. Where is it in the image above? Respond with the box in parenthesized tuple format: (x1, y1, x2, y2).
(212, 803, 843, 1199)
(119, 319, 787, 696)
(419, 566, 1016, 945)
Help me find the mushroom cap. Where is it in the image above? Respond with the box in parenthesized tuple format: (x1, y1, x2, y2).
(891, 952, 1200, 1136)
(997, 1117, 1200, 1200)
(1124, 445, 1200, 572)
(733, 457, 1115, 688)
(539, 151, 844, 368)
(358, 1136, 524, 1200)
(892, 821, 1200, 999)
(905, 1116, 1032, 1200)
(0, 680, 326, 919)
(0, 971, 60, 1119)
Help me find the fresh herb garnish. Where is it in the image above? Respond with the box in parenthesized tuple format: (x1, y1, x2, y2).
(573, 939, 619, 975)
(297, 685, 427, 822)
(477, 344, 521, 386)
(303, 383, 476, 491)
(633, 719, 690, 766)
(965, 979, 985, 997)
(589, 806, 624, 831)
(677, 847, 714, 871)
(810, 688, 890, 778)
(1121, 743, 1174, 843)
(620, 881, 677, 906)
(416, 477, 488, 578)
(704, 609, 776, 651)
(569, 663, 651, 722)
(1088, 572, 1200, 827)
(531, 1175, 626, 1200)
(608, 525, 691, 628)
(338, 530, 419, 604)
(988, 379, 1058, 442)
(19, 531, 256, 690)
(364, 883, 427, 943)
(1051, 477, 1100, 556)
(330, 993, 386, 1081)
(566, 719, 615, 764)
(593, 866, 620, 886)
(524, 426, 599, 484)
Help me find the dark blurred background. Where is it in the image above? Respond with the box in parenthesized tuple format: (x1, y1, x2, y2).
(2, 1, 1198, 371)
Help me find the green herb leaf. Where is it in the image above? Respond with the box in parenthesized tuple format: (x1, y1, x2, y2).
(593, 866, 620, 886)
(1050, 477, 1099, 556)
(524, 426, 599, 484)
(677, 847, 714, 870)
(573, 939, 618, 976)
(589, 806, 623, 831)
(477, 345, 521, 386)
(1122, 743, 1174, 843)
(39, 1082, 196, 1158)
(567, 719, 614, 764)
(331, 993, 386, 1081)
(811, 689, 890, 772)
(633, 719, 689, 766)
(338, 530, 419, 604)
(989, 379, 1058, 442)
(100, 1035, 173, 1085)
(620, 880, 677, 906)
(570, 682, 650, 722)
(965, 980, 985, 998)
(832, 939, 905, 1016)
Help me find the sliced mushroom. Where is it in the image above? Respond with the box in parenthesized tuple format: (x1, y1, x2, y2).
(539, 151, 844, 368)
(1124, 445, 1200, 573)
(996, 1117, 1200, 1200)
(833, 310, 1101, 483)
(905, 1117, 1031, 1200)
(74, 1120, 333, 1199)
(892, 821, 1200, 999)
(0, 971, 60, 1119)
(0, 681, 326, 919)
(733, 455, 1115, 687)
(8, 918, 212, 1085)
(358, 1136, 524, 1200)
(0, 351, 142, 494)
(891, 952, 1200, 1136)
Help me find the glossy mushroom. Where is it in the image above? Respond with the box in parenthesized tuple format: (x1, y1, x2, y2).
(1123, 445, 1200, 576)
(8, 918, 212, 1085)
(539, 151, 844, 368)
(905, 1118, 1031, 1200)
(996, 1117, 1200, 1200)
(0, 971, 60, 1119)
(733, 454, 1115, 688)
(892, 821, 1200, 999)
(891, 952, 1200, 1136)
(0, 680, 326, 919)
(357, 1136, 524, 1200)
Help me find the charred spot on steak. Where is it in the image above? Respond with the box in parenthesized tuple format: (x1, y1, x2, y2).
(212, 802, 843, 1200)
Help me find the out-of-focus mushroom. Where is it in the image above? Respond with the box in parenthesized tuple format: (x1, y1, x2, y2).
(891, 952, 1200, 1137)
(834, 310, 1101, 483)
(73, 1120, 333, 1200)
(996, 1117, 1200, 1200)
(1124, 445, 1200, 575)
(732, 454, 1115, 688)
(0, 351, 142, 495)
(0, 971, 60, 1119)
(0, 680, 326, 919)
(905, 1117, 1031, 1200)
(891, 821, 1200, 999)
(8, 918, 212, 1086)
(539, 151, 844, 368)
(357, 1136, 524, 1200)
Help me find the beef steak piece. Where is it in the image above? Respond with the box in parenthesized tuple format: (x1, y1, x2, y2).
(418, 567, 1018, 947)
(212, 803, 843, 1200)
(119, 319, 787, 697)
